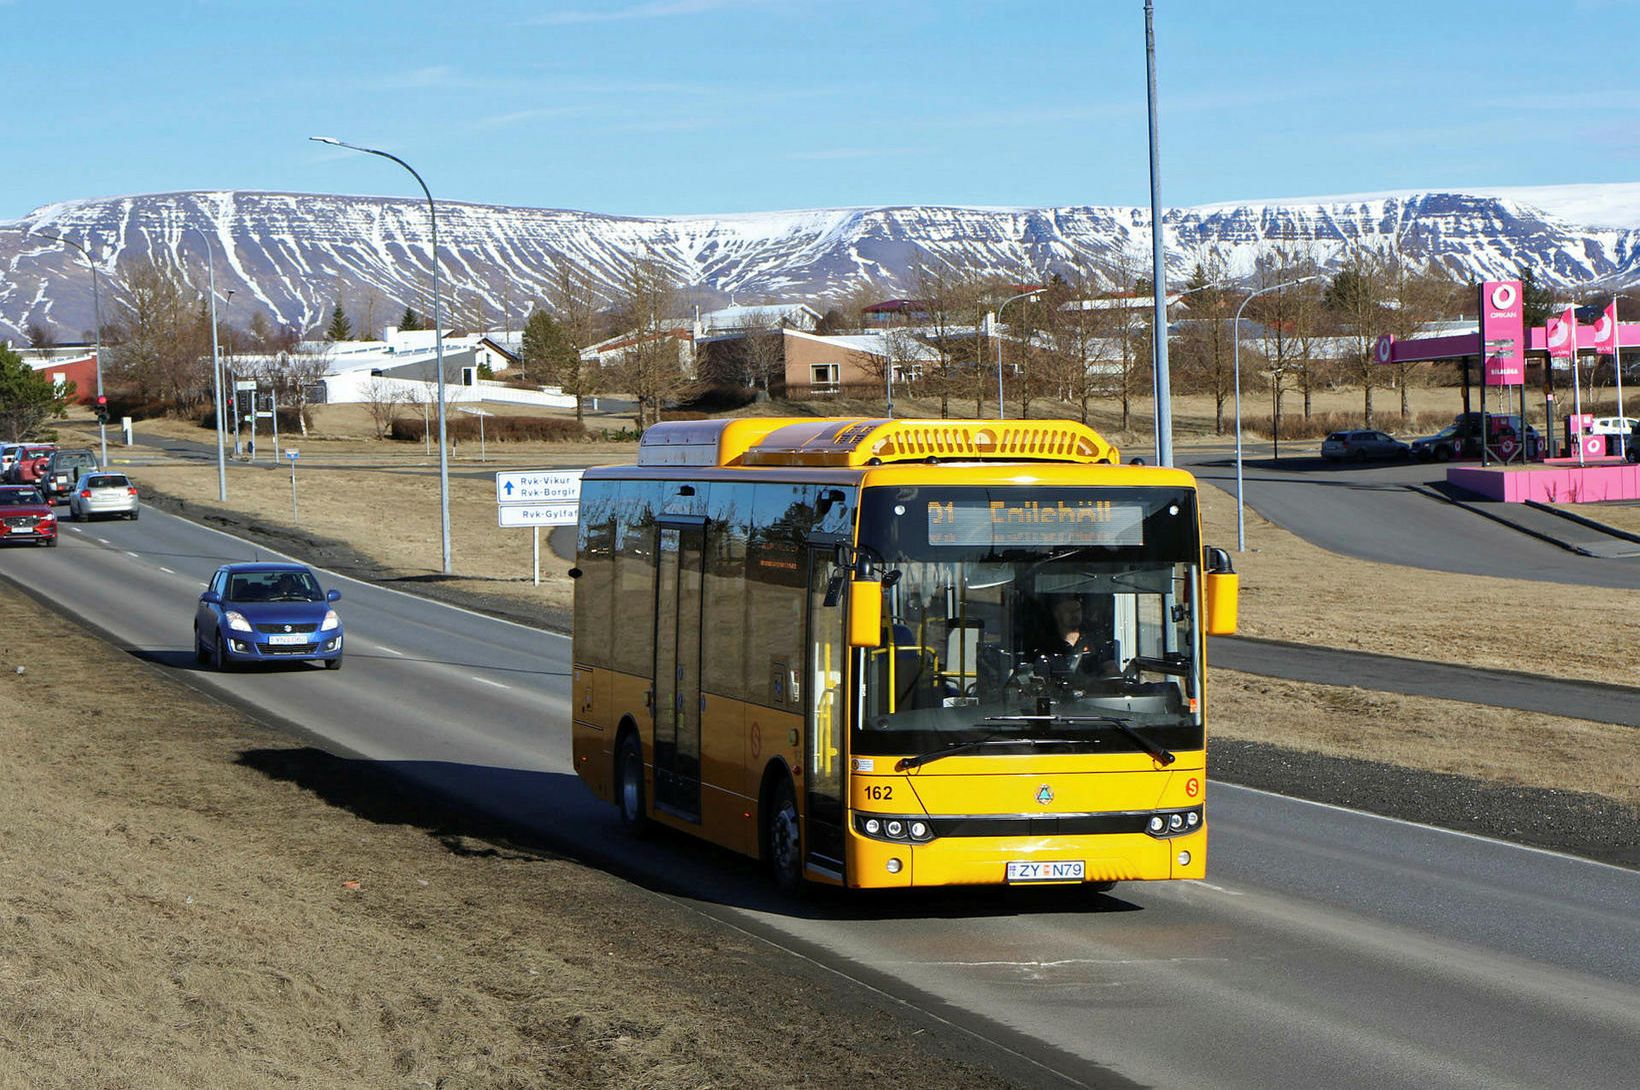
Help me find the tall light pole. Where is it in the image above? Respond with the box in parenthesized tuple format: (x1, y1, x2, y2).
(183, 226, 230, 503)
(224, 289, 242, 456)
(1144, 0, 1176, 466)
(994, 288, 1045, 420)
(312, 136, 451, 575)
(31, 232, 107, 464)
(1233, 274, 1321, 552)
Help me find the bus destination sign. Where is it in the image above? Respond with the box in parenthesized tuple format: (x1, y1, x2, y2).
(927, 498, 1144, 547)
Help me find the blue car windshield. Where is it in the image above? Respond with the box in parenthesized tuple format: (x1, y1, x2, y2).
(227, 570, 324, 603)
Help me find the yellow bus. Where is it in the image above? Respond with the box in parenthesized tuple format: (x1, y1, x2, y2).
(570, 417, 1238, 892)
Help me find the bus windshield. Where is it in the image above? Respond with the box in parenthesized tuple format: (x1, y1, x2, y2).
(853, 486, 1203, 758)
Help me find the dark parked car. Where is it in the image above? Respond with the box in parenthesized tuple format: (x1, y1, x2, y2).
(39, 448, 99, 503)
(0, 485, 57, 547)
(194, 562, 343, 670)
(1412, 416, 1541, 462)
(1321, 429, 1410, 462)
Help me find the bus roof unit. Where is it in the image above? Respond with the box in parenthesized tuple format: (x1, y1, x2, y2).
(636, 418, 1120, 469)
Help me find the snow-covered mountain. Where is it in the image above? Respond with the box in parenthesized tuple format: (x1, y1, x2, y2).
(2, 186, 1637, 341)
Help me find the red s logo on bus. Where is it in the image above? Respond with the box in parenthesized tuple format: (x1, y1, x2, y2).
(1185, 777, 1200, 798)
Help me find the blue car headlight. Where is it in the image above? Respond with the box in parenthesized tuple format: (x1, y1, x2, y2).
(320, 609, 340, 632)
(224, 610, 254, 633)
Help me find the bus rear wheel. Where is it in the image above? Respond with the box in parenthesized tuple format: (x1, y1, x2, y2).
(766, 778, 802, 893)
(616, 733, 648, 833)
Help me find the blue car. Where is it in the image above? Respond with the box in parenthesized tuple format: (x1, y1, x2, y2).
(194, 562, 344, 670)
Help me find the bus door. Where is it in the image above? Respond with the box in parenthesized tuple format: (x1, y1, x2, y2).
(653, 523, 704, 820)
(804, 547, 847, 874)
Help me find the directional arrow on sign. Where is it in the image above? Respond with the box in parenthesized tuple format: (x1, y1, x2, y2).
(504, 481, 515, 496)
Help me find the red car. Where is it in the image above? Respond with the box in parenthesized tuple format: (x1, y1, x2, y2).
(0, 485, 57, 546)
(5, 444, 56, 486)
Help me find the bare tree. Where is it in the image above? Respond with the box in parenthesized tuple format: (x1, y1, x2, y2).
(612, 254, 684, 429)
(263, 342, 332, 436)
(108, 261, 210, 410)
(363, 377, 404, 438)
(1326, 243, 1391, 426)
(1173, 246, 1236, 433)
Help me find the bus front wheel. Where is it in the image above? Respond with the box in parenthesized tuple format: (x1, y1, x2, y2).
(616, 733, 648, 833)
(766, 778, 802, 893)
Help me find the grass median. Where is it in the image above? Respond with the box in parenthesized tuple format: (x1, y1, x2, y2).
(0, 582, 1017, 1090)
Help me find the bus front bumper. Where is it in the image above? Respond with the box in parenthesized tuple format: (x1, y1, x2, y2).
(843, 824, 1207, 889)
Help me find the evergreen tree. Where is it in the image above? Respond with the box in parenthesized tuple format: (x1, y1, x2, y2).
(400, 307, 423, 331)
(1517, 265, 1554, 332)
(520, 307, 578, 384)
(0, 342, 75, 442)
(326, 302, 353, 342)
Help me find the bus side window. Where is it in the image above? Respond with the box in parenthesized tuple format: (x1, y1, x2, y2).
(612, 481, 657, 678)
(703, 482, 750, 702)
(575, 480, 616, 669)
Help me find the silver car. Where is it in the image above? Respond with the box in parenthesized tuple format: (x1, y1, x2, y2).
(69, 472, 140, 521)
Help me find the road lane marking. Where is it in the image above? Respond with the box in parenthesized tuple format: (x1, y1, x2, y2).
(97, 537, 111, 544)
(1223, 782, 1640, 874)
(159, 567, 175, 574)
(378, 646, 404, 656)
(151, 506, 571, 641)
(125, 551, 140, 558)
(469, 675, 511, 689)
(68, 526, 82, 533)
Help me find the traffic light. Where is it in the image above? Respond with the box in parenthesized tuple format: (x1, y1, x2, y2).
(94, 394, 109, 425)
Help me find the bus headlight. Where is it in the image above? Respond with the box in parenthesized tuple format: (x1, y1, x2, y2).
(855, 814, 936, 843)
(1144, 808, 1203, 839)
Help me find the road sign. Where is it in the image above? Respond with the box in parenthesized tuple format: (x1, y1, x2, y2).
(256, 410, 273, 419)
(496, 469, 582, 504)
(235, 380, 257, 391)
(286, 450, 299, 461)
(498, 503, 579, 527)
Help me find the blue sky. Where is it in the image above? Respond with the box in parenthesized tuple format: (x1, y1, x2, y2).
(3, 0, 1636, 220)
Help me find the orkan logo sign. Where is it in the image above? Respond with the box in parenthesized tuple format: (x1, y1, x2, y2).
(1546, 311, 1575, 358)
(1479, 279, 1525, 387)
(1375, 334, 1394, 364)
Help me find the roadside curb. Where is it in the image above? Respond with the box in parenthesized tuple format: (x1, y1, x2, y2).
(1405, 482, 1589, 555)
(1522, 499, 1640, 545)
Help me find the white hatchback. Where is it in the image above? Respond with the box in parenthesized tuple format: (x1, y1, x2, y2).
(69, 472, 140, 521)
(1590, 416, 1639, 435)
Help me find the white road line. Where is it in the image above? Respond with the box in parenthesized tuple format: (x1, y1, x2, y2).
(1223, 782, 1640, 874)
(68, 526, 83, 533)
(97, 537, 111, 544)
(150, 506, 571, 641)
(378, 646, 404, 656)
(469, 675, 511, 690)
(125, 551, 140, 558)
(159, 567, 175, 574)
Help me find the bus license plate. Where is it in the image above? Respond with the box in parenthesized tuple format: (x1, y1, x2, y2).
(1006, 860, 1085, 883)
(266, 633, 307, 646)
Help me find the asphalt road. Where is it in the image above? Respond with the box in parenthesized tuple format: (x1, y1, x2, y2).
(5, 508, 1636, 1090)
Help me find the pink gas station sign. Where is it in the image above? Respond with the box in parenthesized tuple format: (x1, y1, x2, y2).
(1479, 280, 1525, 386)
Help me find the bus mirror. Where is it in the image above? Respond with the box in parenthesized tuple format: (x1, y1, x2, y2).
(1205, 573, 1239, 635)
(848, 581, 883, 648)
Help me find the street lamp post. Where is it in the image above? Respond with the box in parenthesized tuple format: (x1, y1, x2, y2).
(30, 232, 107, 464)
(1233, 275, 1322, 552)
(184, 226, 230, 503)
(312, 136, 451, 575)
(1144, 0, 1176, 467)
(994, 289, 1045, 420)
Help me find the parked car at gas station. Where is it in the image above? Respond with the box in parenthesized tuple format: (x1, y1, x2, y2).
(1412, 414, 1541, 462)
(1321, 429, 1410, 462)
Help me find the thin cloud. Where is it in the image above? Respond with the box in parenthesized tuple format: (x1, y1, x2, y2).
(534, 0, 749, 25)
(786, 147, 912, 162)
(474, 106, 591, 131)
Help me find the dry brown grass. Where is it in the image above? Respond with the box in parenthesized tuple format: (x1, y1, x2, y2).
(1195, 479, 1640, 688)
(1556, 502, 1640, 535)
(0, 584, 1011, 1090)
(1213, 670, 1640, 805)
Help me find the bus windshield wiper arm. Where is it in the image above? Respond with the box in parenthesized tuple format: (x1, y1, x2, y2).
(894, 735, 1081, 772)
(982, 714, 1177, 766)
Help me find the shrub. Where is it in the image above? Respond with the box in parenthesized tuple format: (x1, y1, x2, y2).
(388, 414, 588, 443)
(1240, 409, 1452, 441)
(673, 384, 760, 413)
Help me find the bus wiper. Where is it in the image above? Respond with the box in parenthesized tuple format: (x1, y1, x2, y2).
(894, 734, 1082, 772)
(983, 714, 1177, 766)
